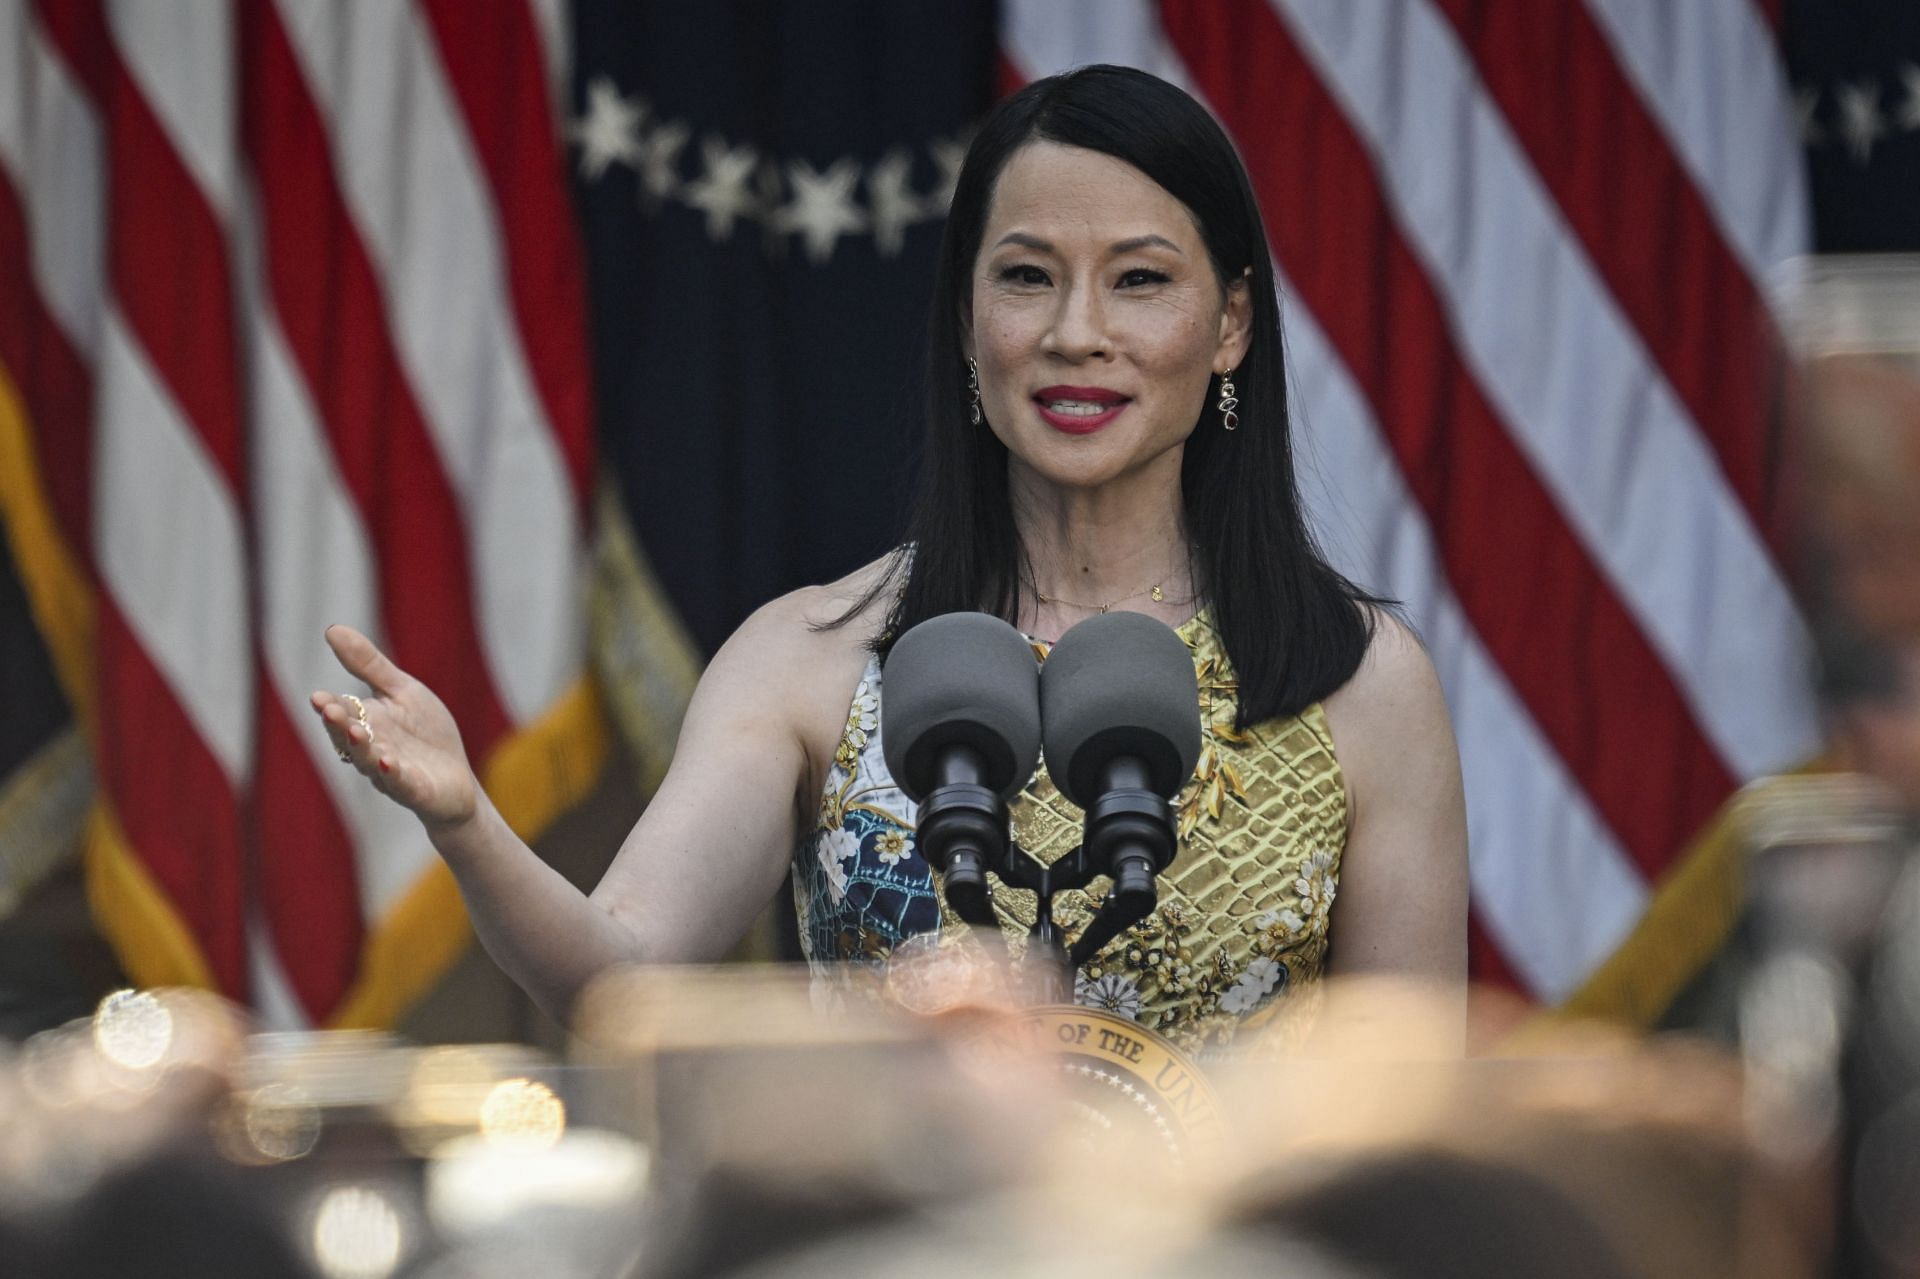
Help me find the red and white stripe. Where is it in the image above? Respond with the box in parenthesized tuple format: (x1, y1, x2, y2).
(1002, 0, 1812, 1001)
(0, 0, 593, 1025)
(0, 0, 102, 560)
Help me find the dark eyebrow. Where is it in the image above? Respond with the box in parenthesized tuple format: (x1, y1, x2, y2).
(1110, 234, 1182, 256)
(989, 232, 1185, 256)
(992, 231, 1055, 252)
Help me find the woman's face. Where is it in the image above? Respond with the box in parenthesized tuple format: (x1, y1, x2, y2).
(965, 140, 1250, 493)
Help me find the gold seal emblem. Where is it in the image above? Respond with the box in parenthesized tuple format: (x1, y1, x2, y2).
(969, 1005, 1227, 1169)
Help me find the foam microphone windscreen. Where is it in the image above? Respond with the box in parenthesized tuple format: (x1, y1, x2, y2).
(881, 612, 1042, 802)
(1040, 611, 1201, 808)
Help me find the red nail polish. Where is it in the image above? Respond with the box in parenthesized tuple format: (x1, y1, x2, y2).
(378, 759, 390, 774)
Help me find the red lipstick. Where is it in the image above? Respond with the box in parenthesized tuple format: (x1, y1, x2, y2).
(1033, 385, 1130, 435)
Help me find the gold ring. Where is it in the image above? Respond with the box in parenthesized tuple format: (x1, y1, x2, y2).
(341, 693, 376, 748)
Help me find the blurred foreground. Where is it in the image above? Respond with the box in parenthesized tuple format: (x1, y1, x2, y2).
(0, 955, 1906, 1279)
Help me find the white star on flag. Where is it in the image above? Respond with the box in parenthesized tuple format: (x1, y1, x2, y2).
(684, 135, 761, 241)
(776, 157, 869, 264)
(1836, 78, 1885, 165)
(866, 149, 920, 257)
(569, 76, 642, 180)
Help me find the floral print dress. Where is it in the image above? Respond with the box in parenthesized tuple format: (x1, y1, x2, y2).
(792, 610, 1348, 1057)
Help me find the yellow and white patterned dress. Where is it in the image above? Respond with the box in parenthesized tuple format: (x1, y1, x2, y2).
(793, 610, 1347, 1056)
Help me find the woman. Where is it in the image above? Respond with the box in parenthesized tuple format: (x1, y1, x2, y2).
(314, 66, 1467, 1051)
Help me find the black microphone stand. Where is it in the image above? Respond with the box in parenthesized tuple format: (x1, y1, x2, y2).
(918, 760, 1179, 1005)
(992, 842, 1089, 1005)
(992, 761, 1179, 1004)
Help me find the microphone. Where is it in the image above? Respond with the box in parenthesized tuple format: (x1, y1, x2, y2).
(1039, 611, 1201, 965)
(881, 612, 1042, 925)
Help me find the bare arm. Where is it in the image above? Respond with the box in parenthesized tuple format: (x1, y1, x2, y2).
(585, 599, 840, 965)
(1320, 611, 1470, 1043)
(313, 591, 863, 1025)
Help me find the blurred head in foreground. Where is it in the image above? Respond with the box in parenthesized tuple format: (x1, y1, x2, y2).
(575, 966, 1803, 1279)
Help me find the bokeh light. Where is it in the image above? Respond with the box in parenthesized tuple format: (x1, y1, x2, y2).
(425, 1128, 649, 1243)
(242, 1083, 323, 1162)
(92, 989, 173, 1072)
(478, 1077, 566, 1152)
(311, 1184, 405, 1279)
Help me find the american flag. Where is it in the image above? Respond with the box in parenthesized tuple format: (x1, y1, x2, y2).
(1003, 0, 1817, 1006)
(0, 0, 600, 1028)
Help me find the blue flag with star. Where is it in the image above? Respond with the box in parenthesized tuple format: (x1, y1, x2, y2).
(1787, 0, 1920, 250)
(568, 3, 997, 655)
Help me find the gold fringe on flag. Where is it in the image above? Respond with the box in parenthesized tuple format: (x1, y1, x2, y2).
(85, 800, 216, 991)
(587, 476, 703, 792)
(0, 363, 94, 722)
(0, 727, 91, 919)
(1551, 758, 1835, 1029)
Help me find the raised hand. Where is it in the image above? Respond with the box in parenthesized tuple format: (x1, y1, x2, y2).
(310, 624, 481, 833)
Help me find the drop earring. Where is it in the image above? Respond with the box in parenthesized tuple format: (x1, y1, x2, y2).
(967, 358, 982, 425)
(1217, 367, 1239, 431)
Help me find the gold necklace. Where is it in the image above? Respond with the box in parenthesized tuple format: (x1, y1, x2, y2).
(1026, 577, 1176, 614)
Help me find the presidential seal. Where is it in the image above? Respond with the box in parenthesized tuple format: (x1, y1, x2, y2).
(970, 1005, 1227, 1171)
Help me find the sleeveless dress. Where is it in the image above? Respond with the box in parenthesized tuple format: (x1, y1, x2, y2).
(792, 610, 1348, 1056)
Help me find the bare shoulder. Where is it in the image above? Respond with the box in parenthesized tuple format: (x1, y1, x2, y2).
(1320, 606, 1457, 812)
(1326, 606, 1444, 720)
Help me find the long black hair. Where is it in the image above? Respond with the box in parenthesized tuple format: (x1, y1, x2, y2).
(843, 64, 1379, 727)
